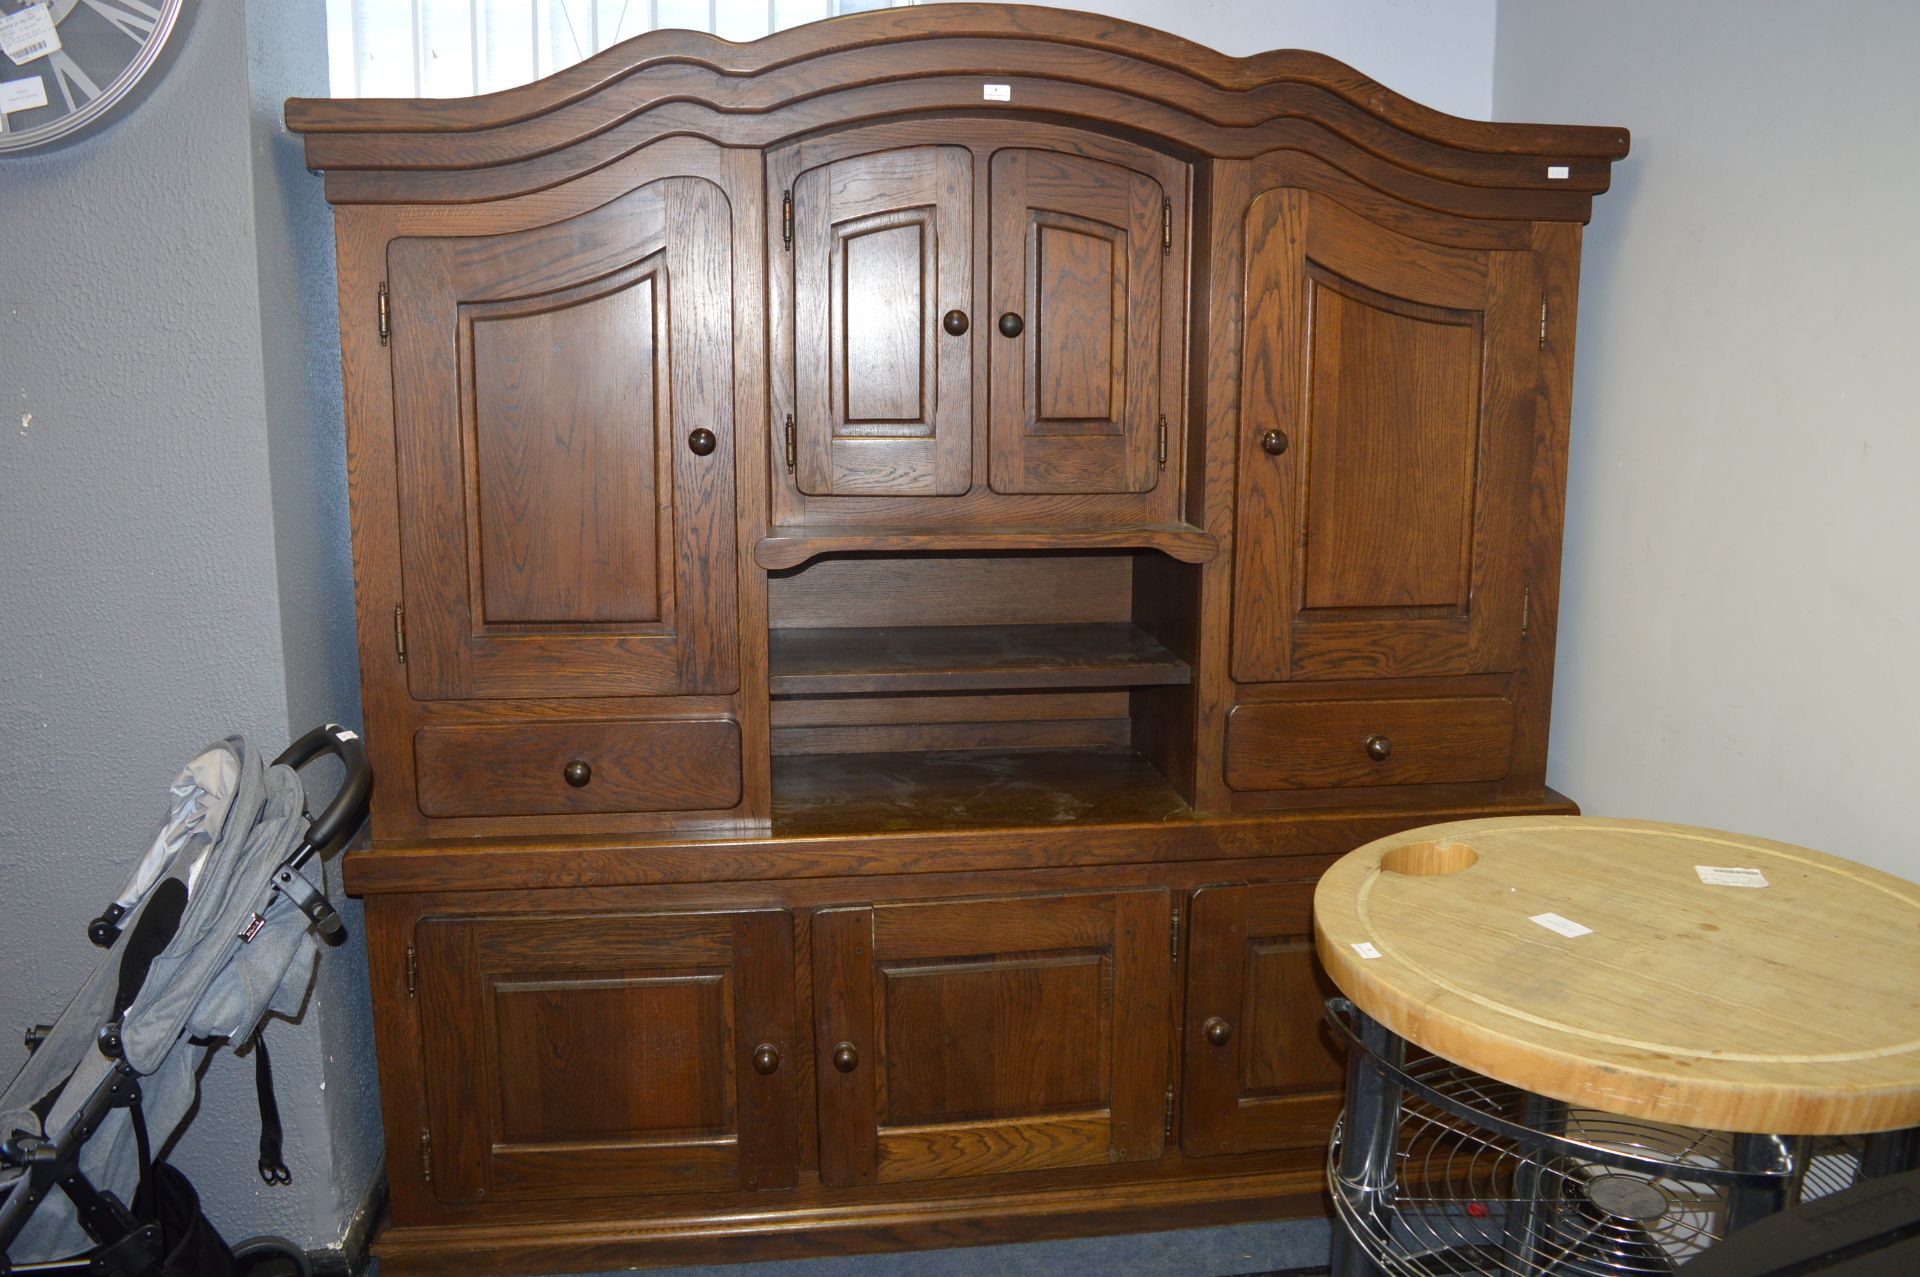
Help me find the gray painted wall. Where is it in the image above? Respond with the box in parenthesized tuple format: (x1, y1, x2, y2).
(0, 0, 377, 1255)
(1494, 1, 1920, 880)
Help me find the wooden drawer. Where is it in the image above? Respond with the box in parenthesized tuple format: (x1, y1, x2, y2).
(414, 718, 741, 817)
(1224, 696, 1515, 791)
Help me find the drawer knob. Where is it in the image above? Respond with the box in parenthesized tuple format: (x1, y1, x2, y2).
(942, 308, 970, 336)
(562, 759, 592, 787)
(1260, 428, 1290, 456)
(1365, 734, 1393, 762)
(752, 1043, 781, 1075)
(997, 311, 1025, 338)
(831, 1042, 860, 1073)
(687, 427, 717, 456)
(1204, 1016, 1233, 1047)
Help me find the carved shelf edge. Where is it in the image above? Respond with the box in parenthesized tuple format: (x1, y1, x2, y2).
(754, 523, 1220, 571)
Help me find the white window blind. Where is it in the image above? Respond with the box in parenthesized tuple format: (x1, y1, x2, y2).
(323, 0, 919, 98)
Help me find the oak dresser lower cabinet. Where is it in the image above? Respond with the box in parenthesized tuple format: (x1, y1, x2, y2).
(286, 7, 1626, 1273)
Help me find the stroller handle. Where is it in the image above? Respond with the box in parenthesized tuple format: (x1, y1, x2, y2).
(273, 723, 373, 857)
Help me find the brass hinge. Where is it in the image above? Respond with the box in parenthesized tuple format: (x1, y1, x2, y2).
(783, 413, 797, 473)
(1521, 585, 1532, 637)
(1539, 299, 1548, 348)
(1163, 1084, 1175, 1138)
(377, 282, 390, 346)
(1156, 414, 1168, 469)
(1162, 199, 1172, 253)
(418, 1130, 432, 1182)
(405, 945, 418, 996)
(1170, 906, 1181, 959)
(781, 190, 793, 251)
(393, 604, 407, 664)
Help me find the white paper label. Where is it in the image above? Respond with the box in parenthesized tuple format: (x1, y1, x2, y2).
(982, 83, 1011, 102)
(1352, 941, 1382, 960)
(0, 75, 48, 114)
(1530, 911, 1592, 938)
(0, 5, 61, 66)
(1547, 164, 1570, 180)
(1696, 865, 1769, 888)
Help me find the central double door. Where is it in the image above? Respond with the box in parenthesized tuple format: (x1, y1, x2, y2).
(782, 134, 1186, 501)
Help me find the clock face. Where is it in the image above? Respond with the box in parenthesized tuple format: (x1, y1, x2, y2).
(0, 0, 190, 154)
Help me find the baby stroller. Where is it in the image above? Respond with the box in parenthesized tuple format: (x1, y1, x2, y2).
(0, 725, 372, 1276)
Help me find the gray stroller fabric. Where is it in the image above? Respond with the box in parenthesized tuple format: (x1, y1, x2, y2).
(0, 737, 322, 1262)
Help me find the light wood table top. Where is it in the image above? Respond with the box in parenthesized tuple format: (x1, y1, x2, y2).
(1314, 817, 1920, 1135)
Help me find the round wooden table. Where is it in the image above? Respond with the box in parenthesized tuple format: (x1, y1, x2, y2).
(1312, 816, 1920, 1277)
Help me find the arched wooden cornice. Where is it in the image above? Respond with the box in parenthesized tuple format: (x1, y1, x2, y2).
(285, 3, 1628, 215)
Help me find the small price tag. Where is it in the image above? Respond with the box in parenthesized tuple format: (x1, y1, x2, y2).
(0, 75, 48, 114)
(982, 83, 1011, 102)
(1352, 941, 1382, 960)
(1, 4, 61, 67)
(1546, 164, 1571, 180)
(1530, 912, 1592, 938)
(1696, 865, 1769, 888)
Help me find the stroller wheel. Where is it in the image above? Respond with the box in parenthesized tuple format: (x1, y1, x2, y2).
(230, 1235, 314, 1277)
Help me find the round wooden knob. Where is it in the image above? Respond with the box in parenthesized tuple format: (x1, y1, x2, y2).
(831, 1042, 859, 1073)
(997, 311, 1025, 338)
(752, 1043, 780, 1075)
(1365, 734, 1393, 762)
(1204, 1016, 1232, 1047)
(563, 760, 592, 787)
(687, 428, 717, 456)
(942, 309, 970, 336)
(1260, 429, 1290, 456)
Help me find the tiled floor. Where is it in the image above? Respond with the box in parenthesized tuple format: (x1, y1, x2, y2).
(370, 1218, 1331, 1277)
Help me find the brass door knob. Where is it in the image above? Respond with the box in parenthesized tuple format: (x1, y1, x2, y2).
(1204, 1016, 1233, 1047)
(831, 1042, 859, 1073)
(942, 309, 970, 336)
(562, 760, 592, 787)
(1260, 429, 1289, 456)
(1365, 734, 1393, 762)
(997, 311, 1025, 338)
(687, 428, 717, 456)
(752, 1044, 781, 1075)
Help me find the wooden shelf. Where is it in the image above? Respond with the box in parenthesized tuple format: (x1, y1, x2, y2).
(772, 748, 1191, 837)
(754, 523, 1219, 571)
(768, 623, 1190, 696)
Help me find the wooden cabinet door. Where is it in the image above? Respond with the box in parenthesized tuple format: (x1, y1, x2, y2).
(414, 908, 798, 1204)
(813, 890, 1171, 1187)
(1231, 190, 1540, 682)
(792, 146, 972, 496)
(1181, 883, 1344, 1156)
(988, 149, 1168, 495)
(387, 176, 738, 700)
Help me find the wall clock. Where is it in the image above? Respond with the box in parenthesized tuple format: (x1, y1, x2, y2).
(0, 0, 191, 154)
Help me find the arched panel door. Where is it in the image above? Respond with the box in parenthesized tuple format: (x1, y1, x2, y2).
(988, 149, 1172, 496)
(386, 177, 739, 699)
(1231, 190, 1541, 683)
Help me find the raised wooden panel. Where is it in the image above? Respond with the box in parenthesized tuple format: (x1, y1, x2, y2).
(1181, 882, 1344, 1157)
(1300, 276, 1479, 611)
(881, 955, 1107, 1124)
(989, 149, 1169, 495)
(413, 717, 742, 818)
(1231, 189, 1537, 683)
(813, 890, 1170, 1187)
(387, 176, 739, 701)
(415, 909, 797, 1205)
(492, 974, 729, 1140)
(470, 268, 666, 626)
(1223, 696, 1515, 792)
(794, 146, 972, 496)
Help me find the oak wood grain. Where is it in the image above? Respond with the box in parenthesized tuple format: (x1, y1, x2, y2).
(754, 523, 1217, 570)
(768, 624, 1189, 696)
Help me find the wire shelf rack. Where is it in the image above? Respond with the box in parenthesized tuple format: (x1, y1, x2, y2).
(1325, 1008, 1861, 1276)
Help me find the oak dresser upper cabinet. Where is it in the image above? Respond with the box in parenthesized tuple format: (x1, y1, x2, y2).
(286, 8, 1625, 1274)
